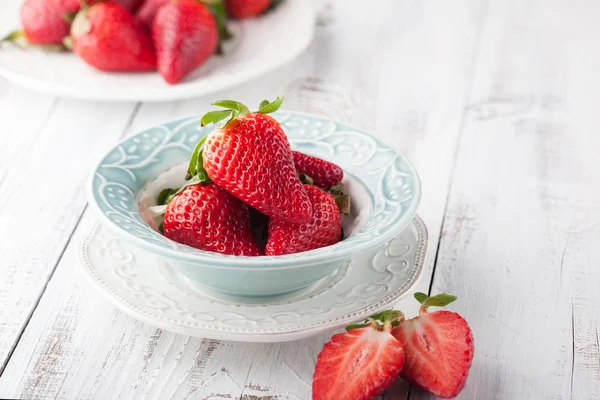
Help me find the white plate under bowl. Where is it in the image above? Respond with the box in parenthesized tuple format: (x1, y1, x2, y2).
(78, 216, 427, 342)
(0, 1, 314, 102)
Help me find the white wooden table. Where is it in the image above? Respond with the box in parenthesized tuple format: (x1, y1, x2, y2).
(1, 0, 599, 398)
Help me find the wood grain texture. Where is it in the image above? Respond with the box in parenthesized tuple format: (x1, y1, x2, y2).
(5, 0, 599, 398)
(0, 84, 138, 374)
(0, 0, 485, 398)
(419, 0, 600, 399)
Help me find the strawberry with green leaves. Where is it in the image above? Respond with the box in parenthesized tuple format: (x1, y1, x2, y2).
(67, 2, 156, 72)
(265, 184, 341, 255)
(197, 96, 313, 224)
(312, 310, 405, 400)
(392, 293, 474, 399)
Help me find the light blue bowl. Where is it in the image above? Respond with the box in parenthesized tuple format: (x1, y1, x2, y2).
(88, 111, 421, 300)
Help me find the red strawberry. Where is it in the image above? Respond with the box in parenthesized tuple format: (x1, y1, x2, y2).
(69, 2, 156, 72)
(2, 0, 81, 46)
(115, 0, 145, 13)
(163, 183, 263, 256)
(392, 293, 474, 399)
(198, 97, 313, 224)
(313, 311, 405, 400)
(135, 0, 169, 29)
(293, 151, 343, 189)
(152, 0, 218, 84)
(225, 0, 270, 19)
(265, 184, 341, 255)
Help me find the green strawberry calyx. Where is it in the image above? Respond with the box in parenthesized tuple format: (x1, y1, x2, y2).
(330, 182, 351, 215)
(346, 310, 405, 332)
(344, 293, 458, 331)
(414, 292, 457, 315)
(1, 30, 66, 52)
(200, 96, 284, 127)
(151, 136, 212, 217)
(0, 31, 28, 48)
(201, 0, 233, 53)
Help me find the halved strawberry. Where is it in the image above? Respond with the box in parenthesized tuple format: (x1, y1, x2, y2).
(392, 293, 474, 399)
(313, 311, 405, 400)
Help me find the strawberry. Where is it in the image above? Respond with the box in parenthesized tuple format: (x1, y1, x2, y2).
(293, 151, 344, 190)
(163, 183, 263, 256)
(115, 0, 145, 13)
(197, 97, 313, 224)
(225, 0, 270, 19)
(265, 184, 341, 255)
(68, 2, 156, 72)
(152, 0, 218, 84)
(135, 0, 169, 29)
(312, 311, 405, 400)
(0, 0, 81, 48)
(392, 293, 474, 399)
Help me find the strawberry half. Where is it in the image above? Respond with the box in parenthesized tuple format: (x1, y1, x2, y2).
(152, 0, 219, 84)
(392, 293, 475, 399)
(265, 184, 341, 255)
(163, 183, 263, 256)
(198, 97, 313, 224)
(293, 151, 344, 190)
(68, 2, 156, 72)
(313, 310, 405, 400)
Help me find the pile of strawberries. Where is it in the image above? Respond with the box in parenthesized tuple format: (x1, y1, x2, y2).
(313, 293, 475, 400)
(154, 96, 349, 256)
(2, 0, 279, 84)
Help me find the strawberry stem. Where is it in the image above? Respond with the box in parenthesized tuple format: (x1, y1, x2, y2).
(199, 96, 284, 127)
(330, 182, 351, 215)
(346, 310, 405, 332)
(414, 292, 458, 314)
(1, 30, 28, 48)
(202, 0, 233, 50)
(299, 174, 314, 185)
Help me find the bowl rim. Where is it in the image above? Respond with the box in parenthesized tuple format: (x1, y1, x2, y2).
(88, 110, 422, 268)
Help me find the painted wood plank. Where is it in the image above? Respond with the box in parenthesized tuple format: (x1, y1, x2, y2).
(0, 0, 484, 398)
(415, 0, 600, 399)
(0, 92, 138, 373)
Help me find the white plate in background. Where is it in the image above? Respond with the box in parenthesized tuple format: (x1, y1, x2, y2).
(0, 0, 314, 102)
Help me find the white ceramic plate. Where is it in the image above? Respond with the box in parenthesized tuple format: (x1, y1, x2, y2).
(0, 1, 314, 102)
(78, 217, 427, 342)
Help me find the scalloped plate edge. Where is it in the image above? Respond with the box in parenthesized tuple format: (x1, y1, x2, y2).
(77, 216, 427, 342)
